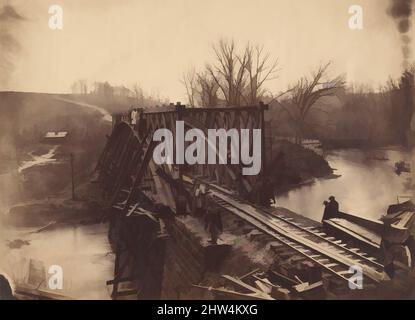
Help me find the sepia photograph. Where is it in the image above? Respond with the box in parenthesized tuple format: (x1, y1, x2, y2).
(0, 0, 415, 307)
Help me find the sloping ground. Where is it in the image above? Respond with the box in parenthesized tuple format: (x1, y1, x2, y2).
(0, 91, 112, 202)
(0, 91, 111, 155)
(56, 93, 133, 115)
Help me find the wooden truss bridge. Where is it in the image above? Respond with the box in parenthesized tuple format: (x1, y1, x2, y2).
(97, 103, 268, 210)
(95, 103, 385, 299)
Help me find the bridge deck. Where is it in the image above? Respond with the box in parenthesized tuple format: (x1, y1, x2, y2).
(184, 176, 385, 285)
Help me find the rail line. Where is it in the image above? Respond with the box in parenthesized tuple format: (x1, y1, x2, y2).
(192, 178, 385, 285)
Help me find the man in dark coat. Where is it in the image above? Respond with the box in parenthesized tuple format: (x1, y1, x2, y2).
(204, 207, 223, 244)
(328, 196, 339, 217)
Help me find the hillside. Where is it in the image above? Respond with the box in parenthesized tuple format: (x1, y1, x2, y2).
(0, 91, 112, 203)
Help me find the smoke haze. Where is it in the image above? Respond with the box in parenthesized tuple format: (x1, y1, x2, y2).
(387, 0, 414, 69)
(0, 3, 25, 87)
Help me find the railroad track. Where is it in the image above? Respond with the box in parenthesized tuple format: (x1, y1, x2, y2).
(196, 180, 385, 286)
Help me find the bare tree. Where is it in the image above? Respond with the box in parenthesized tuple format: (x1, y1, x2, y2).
(182, 68, 198, 107)
(181, 39, 278, 107)
(206, 39, 249, 106)
(132, 82, 145, 107)
(278, 62, 345, 142)
(244, 44, 279, 105)
(204, 39, 279, 107)
(71, 79, 88, 94)
(94, 81, 114, 98)
(197, 71, 219, 107)
(182, 68, 219, 107)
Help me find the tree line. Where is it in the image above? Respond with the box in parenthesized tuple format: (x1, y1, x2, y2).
(71, 38, 414, 146)
(183, 38, 414, 146)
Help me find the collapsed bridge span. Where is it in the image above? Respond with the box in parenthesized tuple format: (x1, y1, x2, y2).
(95, 103, 386, 300)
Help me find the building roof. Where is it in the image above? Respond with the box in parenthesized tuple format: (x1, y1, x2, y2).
(44, 131, 68, 139)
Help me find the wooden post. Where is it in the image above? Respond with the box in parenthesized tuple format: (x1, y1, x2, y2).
(259, 102, 268, 179)
(70, 153, 75, 200)
(175, 102, 187, 214)
(176, 102, 185, 183)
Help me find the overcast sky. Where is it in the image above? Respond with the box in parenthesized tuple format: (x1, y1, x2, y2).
(3, 0, 414, 101)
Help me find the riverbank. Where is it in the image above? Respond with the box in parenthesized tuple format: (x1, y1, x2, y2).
(275, 147, 413, 222)
(0, 91, 114, 299)
(267, 140, 333, 193)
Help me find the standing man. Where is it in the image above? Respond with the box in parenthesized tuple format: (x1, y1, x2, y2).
(131, 108, 138, 129)
(204, 206, 223, 245)
(193, 183, 207, 216)
(137, 110, 147, 138)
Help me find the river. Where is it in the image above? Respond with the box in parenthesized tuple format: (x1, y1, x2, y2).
(54, 97, 112, 123)
(17, 146, 58, 173)
(275, 147, 413, 222)
(0, 99, 114, 299)
(0, 224, 114, 299)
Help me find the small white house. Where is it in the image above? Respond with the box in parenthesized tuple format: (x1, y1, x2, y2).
(43, 131, 69, 144)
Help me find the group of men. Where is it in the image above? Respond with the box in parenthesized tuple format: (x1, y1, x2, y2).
(322, 196, 339, 222)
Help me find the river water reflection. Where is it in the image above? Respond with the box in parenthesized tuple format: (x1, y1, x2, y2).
(0, 164, 114, 299)
(0, 98, 114, 299)
(275, 147, 413, 222)
(0, 223, 114, 299)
